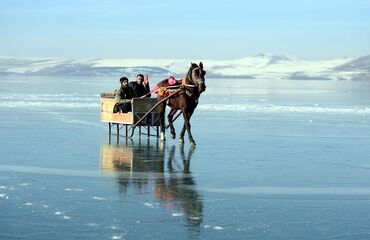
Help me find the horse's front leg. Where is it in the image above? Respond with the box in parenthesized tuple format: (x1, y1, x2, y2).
(159, 101, 166, 141)
(167, 109, 178, 139)
(179, 110, 195, 146)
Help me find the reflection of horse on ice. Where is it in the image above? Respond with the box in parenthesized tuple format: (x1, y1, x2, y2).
(100, 62, 206, 146)
(100, 139, 203, 228)
(153, 145, 203, 227)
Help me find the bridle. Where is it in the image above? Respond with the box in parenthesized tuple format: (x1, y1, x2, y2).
(187, 67, 205, 87)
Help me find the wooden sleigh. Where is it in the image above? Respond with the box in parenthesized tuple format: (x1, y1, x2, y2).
(101, 87, 183, 138)
(100, 93, 161, 137)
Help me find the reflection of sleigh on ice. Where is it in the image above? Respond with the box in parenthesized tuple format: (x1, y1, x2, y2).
(100, 140, 203, 227)
(100, 93, 161, 137)
(100, 141, 164, 173)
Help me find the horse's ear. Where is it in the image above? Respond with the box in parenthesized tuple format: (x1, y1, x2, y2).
(199, 62, 203, 69)
(191, 62, 197, 67)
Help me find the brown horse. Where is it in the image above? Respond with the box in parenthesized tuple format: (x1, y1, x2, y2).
(157, 62, 206, 146)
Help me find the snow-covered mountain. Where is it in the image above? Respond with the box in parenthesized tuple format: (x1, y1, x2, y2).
(0, 54, 369, 80)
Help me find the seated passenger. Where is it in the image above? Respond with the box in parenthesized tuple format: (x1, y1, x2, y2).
(129, 74, 151, 98)
(113, 77, 133, 113)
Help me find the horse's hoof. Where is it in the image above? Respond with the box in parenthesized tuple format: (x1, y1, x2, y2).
(190, 140, 196, 146)
(179, 138, 184, 144)
(171, 133, 176, 139)
(160, 132, 166, 141)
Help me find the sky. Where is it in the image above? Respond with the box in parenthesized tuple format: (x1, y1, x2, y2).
(0, 0, 369, 60)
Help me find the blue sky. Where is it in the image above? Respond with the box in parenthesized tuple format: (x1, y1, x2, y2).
(0, 0, 369, 59)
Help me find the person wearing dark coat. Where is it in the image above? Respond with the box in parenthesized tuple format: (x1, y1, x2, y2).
(129, 74, 151, 98)
(113, 77, 133, 113)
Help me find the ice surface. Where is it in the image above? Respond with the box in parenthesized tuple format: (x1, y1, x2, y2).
(1, 76, 370, 239)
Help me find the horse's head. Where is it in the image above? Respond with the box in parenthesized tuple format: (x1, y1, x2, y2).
(188, 62, 206, 94)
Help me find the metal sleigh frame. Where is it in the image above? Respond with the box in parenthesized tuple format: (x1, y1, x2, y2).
(107, 118, 160, 138)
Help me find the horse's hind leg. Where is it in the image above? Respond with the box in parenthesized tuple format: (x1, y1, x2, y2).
(179, 124, 186, 144)
(159, 101, 166, 141)
(168, 109, 178, 139)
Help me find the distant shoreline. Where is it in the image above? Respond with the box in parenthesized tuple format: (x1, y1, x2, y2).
(0, 54, 369, 81)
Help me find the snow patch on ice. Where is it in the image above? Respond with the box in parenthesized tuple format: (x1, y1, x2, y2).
(111, 236, 123, 240)
(172, 213, 184, 217)
(0, 193, 9, 199)
(144, 202, 155, 208)
(19, 183, 31, 186)
(92, 197, 106, 200)
(86, 223, 100, 227)
(64, 188, 84, 192)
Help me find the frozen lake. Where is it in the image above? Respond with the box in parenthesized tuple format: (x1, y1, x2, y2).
(1, 76, 370, 239)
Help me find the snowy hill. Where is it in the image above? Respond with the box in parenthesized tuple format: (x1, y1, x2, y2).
(0, 54, 369, 80)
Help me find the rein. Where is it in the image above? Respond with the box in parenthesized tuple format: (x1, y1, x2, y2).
(166, 84, 195, 89)
(144, 65, 202, 98)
